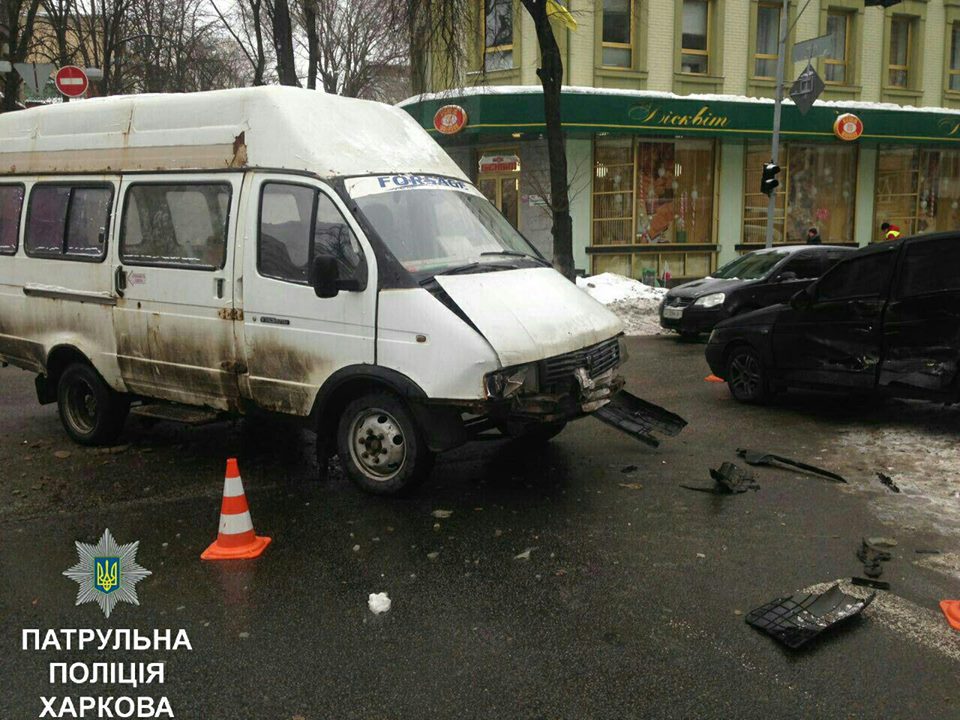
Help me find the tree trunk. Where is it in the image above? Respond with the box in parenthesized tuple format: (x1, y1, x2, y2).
(304, 0, 319, 90)
(272, 0, 300, 86)
(523, 0, 574, 280)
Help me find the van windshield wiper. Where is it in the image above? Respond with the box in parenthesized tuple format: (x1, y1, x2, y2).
(419, 260, 519, 286)
(480, 250, 550, 266)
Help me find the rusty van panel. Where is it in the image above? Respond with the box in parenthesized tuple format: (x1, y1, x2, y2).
(0, 145, 242, 176)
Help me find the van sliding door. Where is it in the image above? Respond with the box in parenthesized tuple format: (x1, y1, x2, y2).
(112, 174, 244, 411)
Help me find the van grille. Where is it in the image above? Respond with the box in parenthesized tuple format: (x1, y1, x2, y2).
(541, 337, 621, 386)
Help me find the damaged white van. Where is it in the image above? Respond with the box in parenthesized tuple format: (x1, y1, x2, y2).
(0, 87, 676, 494)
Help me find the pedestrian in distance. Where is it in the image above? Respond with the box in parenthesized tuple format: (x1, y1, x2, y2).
(880, 221, 901, 241)
(806, 227, 821, 245)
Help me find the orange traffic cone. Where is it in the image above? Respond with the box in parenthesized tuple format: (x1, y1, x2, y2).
(201, 458, 271, 560)
(704, 374, 724, 383)
(941, 600, 960, 631)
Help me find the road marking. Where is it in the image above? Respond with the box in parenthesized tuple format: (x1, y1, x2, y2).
(803, 579, 960, 663)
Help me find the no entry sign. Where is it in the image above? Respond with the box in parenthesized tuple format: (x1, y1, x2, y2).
(55, 66, 89, 98)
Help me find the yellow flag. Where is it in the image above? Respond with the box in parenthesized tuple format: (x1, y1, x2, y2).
(547, 0, 578, 31)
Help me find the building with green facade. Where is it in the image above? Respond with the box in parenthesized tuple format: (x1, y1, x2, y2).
(400, 0, 960, 281)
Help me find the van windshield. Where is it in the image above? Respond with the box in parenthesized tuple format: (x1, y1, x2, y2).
(346, 174, 544, 281)
(711, 250, 789, 280)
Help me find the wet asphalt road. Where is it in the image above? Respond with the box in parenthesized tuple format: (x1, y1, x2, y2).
(1, 336, 958, 720)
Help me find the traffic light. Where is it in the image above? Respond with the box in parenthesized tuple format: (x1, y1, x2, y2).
(760, 162, 781, 196)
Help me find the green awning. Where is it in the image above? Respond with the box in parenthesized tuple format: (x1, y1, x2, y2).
(400, 88, 960, 145)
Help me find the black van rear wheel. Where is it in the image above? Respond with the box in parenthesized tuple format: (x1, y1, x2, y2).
(57, 363, 130, 445)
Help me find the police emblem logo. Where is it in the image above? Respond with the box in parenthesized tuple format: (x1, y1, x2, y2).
(63, 529, 151, 618)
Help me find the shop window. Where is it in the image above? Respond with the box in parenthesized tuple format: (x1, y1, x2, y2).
(602, 0, 633, 68)
(824, 11, 851, 85)
(593, 138, 634, 246)
(950, 23, 960, 92)
(681, 0, 710, 74)
(754, 3, 780, 80)
(874, 146, 960, 241)
(483, 0, 514, 71)
(888, 16, 912, 88)
(0, 185, 25, 255)
(743, 141, 856, 245)
(635, 140, 714, 244)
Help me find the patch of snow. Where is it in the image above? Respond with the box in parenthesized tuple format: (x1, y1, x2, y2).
(368, 592, 391, 614)
(577, 273, 668, 337)
(398, 84, 960, 116)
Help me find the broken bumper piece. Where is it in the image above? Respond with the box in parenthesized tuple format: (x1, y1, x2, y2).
(593, 390, 688, 447)
(746, 584, 875, 649)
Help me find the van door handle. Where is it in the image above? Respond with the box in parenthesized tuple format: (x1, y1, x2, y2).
(114, 266, 127, 298)
(215, 278, 224, 299)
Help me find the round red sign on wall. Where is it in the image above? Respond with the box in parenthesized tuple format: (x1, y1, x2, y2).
(433, 105, 468, 135)
(55, 66, 89, 98)
(834, 113, 863, 141)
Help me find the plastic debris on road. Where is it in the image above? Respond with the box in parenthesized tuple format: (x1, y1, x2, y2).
(681, 462, 758, 494)
(858, 538, 895, 578)
(746, 584, 876, 649)
(877, 472, 901, 493)
(431, 509, 453, 519)
(368, 592, 391, 614)
(736, 448, 846, 483)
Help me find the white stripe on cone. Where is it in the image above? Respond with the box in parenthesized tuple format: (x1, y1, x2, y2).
(224, 476, 245, 497)
(219, 511, 254, 535)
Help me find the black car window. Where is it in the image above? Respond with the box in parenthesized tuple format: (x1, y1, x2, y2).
(779, 254, 821, 279)
(897, 238, 960, 297)
(816, 250, 896, 301)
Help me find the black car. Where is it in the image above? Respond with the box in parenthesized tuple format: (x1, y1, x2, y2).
(659, 245, 854, 337)
(705, 232, 960, 403)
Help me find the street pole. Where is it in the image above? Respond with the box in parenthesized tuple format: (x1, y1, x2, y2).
(764, 0, 790, 249)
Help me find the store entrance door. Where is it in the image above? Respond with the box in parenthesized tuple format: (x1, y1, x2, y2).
(478, 176, 520, 229)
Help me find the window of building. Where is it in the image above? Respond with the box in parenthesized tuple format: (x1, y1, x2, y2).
(121, 183, 230, 270)
(484, 0, 514, 71)
(950, 23, 960, 92)
(592, 137, 716, 281)
(25, 184, 113, 261)
(0, 184, 24, 255)
(259, 182, 363, 285)
(681, 0, 710, 74)
(743, 141, 857, 245)
(824, 11, 850, 84)
(754, 3, 780, 79)
(888, 16, 912, 88)
(874, 146, 960, 241)
(602, 0, 633, 68)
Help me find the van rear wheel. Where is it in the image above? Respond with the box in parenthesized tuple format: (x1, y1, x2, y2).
(57, 363, 130, 445)
(337, 392, 435, 496)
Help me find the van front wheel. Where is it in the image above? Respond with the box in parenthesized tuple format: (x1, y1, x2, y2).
(57, 363, 130, 445)
(337, 392, 435, 495)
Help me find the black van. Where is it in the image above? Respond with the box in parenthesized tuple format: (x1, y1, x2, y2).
(705, 233, 960, 403)
(659, 245, 853, 337)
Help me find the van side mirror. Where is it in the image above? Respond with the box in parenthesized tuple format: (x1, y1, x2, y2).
(777, 271, 797, 283)
(790, 286, 813, 310)
(311, 255, 364, 298)
(311, 256, 341, 298)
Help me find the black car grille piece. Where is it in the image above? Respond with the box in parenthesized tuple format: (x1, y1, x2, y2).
(541, 337, 620, 386)
(665, 296, 694, 308)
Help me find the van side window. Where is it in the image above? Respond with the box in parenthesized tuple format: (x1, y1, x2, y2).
(258, 182, 364, 285)
(0, 185, 25, 255)
(121, 184, 231, 270)
(25, 184, 112, 261)
(817, 251, 896, 301)
(898, 239, 960, 297)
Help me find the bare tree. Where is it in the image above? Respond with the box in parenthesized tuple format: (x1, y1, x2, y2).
(406, 0, 575, 279)
(2, 0, 43, 111)
(211, 0, 270, 85)
(265, 0, 298, 85)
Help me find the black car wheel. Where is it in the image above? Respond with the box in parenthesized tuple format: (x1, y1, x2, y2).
(726, 345, 771, 403)
(57, 363, 130, 445)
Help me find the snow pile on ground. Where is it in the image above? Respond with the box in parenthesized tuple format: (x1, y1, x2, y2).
(576, 273, 668, 336)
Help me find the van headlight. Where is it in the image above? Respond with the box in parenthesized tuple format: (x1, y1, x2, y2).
(484, 363, 539, 399)
(694, 292, 726, 308)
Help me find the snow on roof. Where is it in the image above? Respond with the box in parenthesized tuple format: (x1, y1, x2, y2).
(398, 84, 960, 117)
(0, 86, 466, 179)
